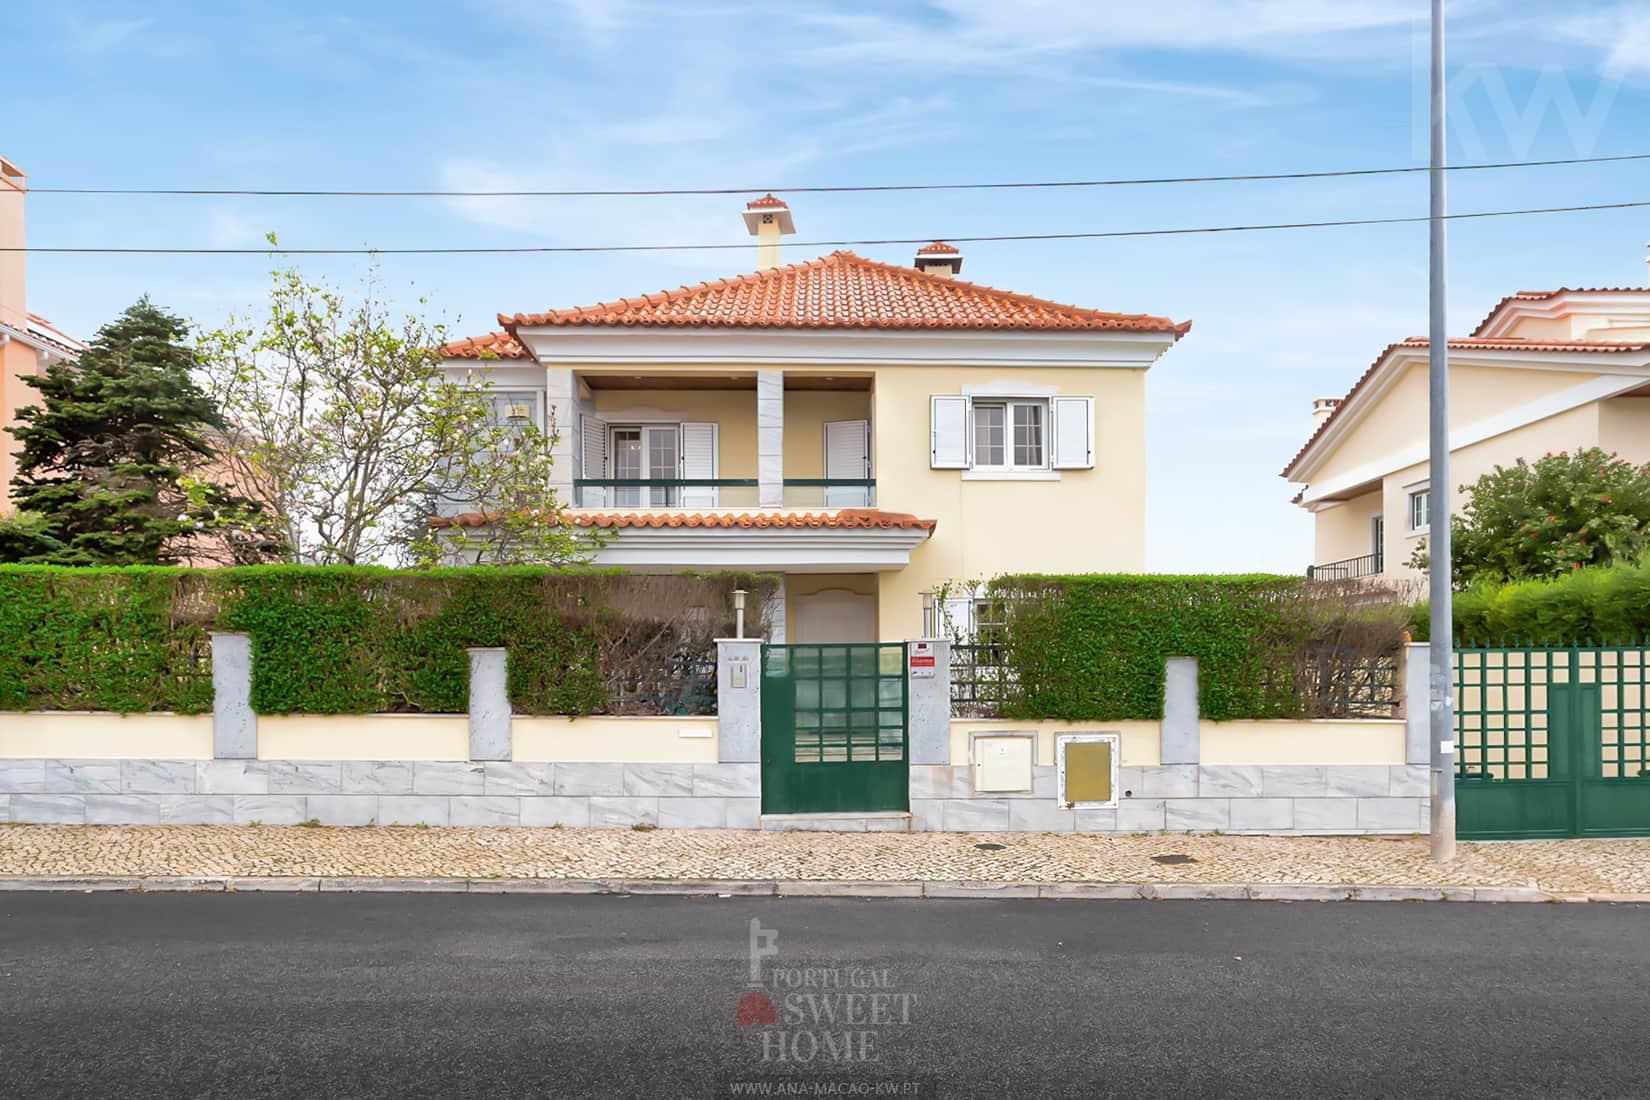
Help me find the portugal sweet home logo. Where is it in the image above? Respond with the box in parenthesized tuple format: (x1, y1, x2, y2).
(737, 918, 917, 1066)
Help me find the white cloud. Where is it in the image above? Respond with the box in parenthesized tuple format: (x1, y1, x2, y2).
(1561, 5, 1650, 78)
(796, 0, 1423, 67)
(61, 14, 201, 59)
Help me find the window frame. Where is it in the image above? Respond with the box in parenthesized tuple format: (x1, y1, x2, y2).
(608, 422, 683, 508)
(1406, 486, 1431, 534)
(969, 398, 1049, 472)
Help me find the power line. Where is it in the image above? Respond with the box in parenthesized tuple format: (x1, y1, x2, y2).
(16, 151, 1650, 198)
(4, 198, 1649, 256)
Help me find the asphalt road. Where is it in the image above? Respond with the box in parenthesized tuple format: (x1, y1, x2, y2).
(2, 893, 1647, 1099)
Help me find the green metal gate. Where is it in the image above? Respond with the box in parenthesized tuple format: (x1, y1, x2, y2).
(1455, 645, 1650, 839)
(760, 643, 909, 815)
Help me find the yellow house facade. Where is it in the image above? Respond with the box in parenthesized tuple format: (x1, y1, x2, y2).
(439, 196, 1189, 642)
(1285, 283, 1650, 582)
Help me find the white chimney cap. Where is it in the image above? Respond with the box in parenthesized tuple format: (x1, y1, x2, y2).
(742, 194, 795, 236)
(914, 240, 962, 276)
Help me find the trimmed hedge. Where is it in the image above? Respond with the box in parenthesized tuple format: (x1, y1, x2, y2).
(985, 574, 1407, 721)
(0, 565, 775, 715)
(1411, 558, 1650, 644)
(0, 566, 215, 713)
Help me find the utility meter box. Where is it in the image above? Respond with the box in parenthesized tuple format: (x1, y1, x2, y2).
(973, 734, 1035, 793)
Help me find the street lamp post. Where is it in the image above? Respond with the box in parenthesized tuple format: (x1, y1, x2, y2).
(1428, 0, 1458, 861)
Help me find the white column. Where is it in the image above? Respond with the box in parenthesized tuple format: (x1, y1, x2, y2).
(757, 370, 784, 508)
(1160, 657, 1200, 765)
(545, 366, 576, 505)
(467, 647, 511, 761)
(210, 632, 256, 760)
(717, 639, 762, 762)
(906, 639, 951, 765)
(1404, 641, 1431, 766)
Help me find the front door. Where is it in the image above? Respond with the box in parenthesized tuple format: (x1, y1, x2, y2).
(760, 643, 909, 814)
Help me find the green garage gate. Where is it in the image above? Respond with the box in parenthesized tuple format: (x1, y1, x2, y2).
(1455, 644, 1650, 839)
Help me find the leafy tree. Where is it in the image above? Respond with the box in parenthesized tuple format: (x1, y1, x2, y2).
(197, 255, 594, 565)
(5, 299, 278, 565)
(1411, 448, 1650, 584)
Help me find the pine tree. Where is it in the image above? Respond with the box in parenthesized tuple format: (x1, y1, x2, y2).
(6, 298, 277, 564)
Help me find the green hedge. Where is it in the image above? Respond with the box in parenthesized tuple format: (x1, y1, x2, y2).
(0, 565, 775, 715)
(0, 566, 216, 713)
(1411, 558, 1650, 643)
(984, 574, 1406, 721)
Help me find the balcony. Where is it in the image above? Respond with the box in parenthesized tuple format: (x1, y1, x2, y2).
(572, 478, 876, 510)
(1306, 552, 1384, 581)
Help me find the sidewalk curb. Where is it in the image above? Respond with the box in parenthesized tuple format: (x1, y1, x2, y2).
(0, 876, 1631, 903)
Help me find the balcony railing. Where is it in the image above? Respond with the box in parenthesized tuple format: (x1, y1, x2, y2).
(1306, 552, 1384, 581)
(782, 478, 875, 508)
(572, 478, 876, 509)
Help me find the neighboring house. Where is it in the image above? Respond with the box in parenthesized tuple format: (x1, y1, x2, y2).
(439, 195, 1189, 643)
(1, 155, 85, 510)
(1285, 279, 1650, 582)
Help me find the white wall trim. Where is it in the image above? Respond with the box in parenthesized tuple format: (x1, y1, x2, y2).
(1300, 372, 1646, 505)
(0, 321, 74, 363)
(1290, 346, 1650, 482)
(584, 522, 932, 571)
(1476, 292, 1650, 338)
(961, 381, 1061, 397)
(515, 326, 1177, 369)
(440, 361, 549, 389)
(961, 468, 1062, 482)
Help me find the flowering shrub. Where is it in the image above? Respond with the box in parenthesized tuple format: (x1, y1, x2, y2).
(1411, 448, 1650, 584)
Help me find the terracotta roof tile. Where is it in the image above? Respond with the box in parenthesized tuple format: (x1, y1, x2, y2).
(501, 251, 1190, 336)
(431, 508, 937, 532)
(746, 193, 789, 209)
(18, 312, 83, 355)
(1282, 335, 1650, 478)
(916, 241, 960, 255)
(1469, 286, 1650, 336)
(443, 330, 530, 360)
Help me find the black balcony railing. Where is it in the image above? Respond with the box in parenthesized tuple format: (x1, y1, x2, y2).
(1306, 552, 1384, 581)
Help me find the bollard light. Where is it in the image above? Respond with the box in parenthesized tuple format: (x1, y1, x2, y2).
(732, 588, 748, 639)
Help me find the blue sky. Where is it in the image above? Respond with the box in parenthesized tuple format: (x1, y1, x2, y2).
(8, 1, 1650, 572)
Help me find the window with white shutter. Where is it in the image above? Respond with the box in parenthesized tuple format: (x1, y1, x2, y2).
(1050, 396, 1094, 469)
(930, 396, 969, 468)
(679, 422, 719, 507)
(579, 415, 607, 507)
(823, 419, 870, 506)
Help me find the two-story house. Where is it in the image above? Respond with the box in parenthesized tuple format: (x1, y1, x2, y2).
(1285, 275, 1650, 582)
(1, 155, 85, 509)
(439, 196, 1189, 642)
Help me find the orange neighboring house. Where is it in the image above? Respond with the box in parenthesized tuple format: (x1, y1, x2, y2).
(1, 155, 85, 512)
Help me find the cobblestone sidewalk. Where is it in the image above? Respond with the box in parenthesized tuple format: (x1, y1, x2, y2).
(1, 823, 1648, 896)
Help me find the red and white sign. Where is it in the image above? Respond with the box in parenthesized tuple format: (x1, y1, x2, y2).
(910, 641, 936, 677)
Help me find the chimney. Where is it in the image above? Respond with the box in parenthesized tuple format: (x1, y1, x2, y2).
(1311, 396, 1340, 430)
(742, 194, 795, 270)
(914, 241, 962, 278)
(0, 155, 24, 329)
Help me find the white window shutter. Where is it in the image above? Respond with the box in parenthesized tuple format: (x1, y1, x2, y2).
(1051, 397, 1094, 469)
(823, 419, 870, 507)
(580, 415, 608, 507)
(679, 422, 719, 508)
(930, 396, 969, 469)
